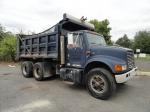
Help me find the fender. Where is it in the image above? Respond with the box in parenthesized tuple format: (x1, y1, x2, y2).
(84, 55, 126, 73)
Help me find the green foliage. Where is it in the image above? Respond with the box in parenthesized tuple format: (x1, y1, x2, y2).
(0, 33, 17, 61)
(115, 34, 132, 48)
(133, 30, 150, 53)
(147, 54, 150, 56)
(0, 24, 6, 41)
(0, 24, 14, 41)
(89, 19, 112, 45)
(138, 69, 150, 72)
(0, 24, 17, 62)
(0, 24, 37, 62)
(108, 40, 114, 46)
(135, 57, 150, 61)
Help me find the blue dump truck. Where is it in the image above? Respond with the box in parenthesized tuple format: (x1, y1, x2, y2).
(17, 13, 137, 100)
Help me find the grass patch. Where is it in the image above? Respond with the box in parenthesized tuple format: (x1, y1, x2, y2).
(146, 54, 150, 56)
(135, 54, 150, 61)
(135, 57, 150, 61)
(138, 69, 150, 72)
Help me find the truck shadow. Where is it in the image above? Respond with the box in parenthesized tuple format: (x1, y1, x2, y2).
(66, 83, 134, 100)
(45, 75, 87, 90)
(43, 75, 61, 81)
(108, 83, 135, 101)
(43, 75, 135, 100)
(68, 84, 87, 91)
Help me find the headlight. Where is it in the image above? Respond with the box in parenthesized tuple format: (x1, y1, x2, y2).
(122, 65, 127, 70)
(114, 64, 127, 71)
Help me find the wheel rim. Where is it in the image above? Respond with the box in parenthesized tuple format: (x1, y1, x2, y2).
(34, 66, 40, 78)
(23, 65, 27, 75)
(90, 75, 107, 93)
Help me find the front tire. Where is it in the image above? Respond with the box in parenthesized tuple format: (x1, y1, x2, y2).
(86, 68, 116, 100)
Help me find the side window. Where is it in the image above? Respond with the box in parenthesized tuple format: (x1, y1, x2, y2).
(73, 34, 83, 47)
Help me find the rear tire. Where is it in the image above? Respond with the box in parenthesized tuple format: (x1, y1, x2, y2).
(33, 62, 44, 81)
(21, 61, 33, 78)
(86, 68, 116, 100)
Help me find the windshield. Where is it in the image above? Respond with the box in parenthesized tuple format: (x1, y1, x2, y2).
(86, 33, 107, 46)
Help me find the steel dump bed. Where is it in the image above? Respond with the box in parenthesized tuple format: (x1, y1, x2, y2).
(17, 25, 59, 59)
(16, 13, 94, 60)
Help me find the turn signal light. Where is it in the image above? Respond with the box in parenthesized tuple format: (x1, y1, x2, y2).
(86, 51, 91, 54)
(114, 65, 122, 71)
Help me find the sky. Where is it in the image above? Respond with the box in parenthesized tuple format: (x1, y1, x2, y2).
(0, 0, 150, 41)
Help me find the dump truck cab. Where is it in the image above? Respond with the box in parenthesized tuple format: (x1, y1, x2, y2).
(65, 30, 107, 68)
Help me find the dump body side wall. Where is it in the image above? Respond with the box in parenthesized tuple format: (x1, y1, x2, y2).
(17, 31, 59, 60)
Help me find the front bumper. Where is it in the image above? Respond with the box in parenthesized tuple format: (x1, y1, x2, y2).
(115, 67, 138, 83)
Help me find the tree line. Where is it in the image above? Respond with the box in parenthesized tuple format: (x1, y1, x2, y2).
(115, 31, 150, 53)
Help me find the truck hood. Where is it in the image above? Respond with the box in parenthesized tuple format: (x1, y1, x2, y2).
(90, 45, 132, 61)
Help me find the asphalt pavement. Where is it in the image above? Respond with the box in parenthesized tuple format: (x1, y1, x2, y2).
(0, 64, 150, 112)
(135, 60, 150, 70)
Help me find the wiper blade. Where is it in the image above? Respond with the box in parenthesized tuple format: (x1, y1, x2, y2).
(90, 43, 97, 45)
(90, 43, 103, 46)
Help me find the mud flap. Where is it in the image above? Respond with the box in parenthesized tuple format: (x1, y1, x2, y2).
(43, 62, 52, 78)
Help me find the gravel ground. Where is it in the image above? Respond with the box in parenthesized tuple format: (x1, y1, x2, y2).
(0, 64, 150, 112)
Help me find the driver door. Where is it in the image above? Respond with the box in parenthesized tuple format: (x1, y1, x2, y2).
(66, 32, 86, 68)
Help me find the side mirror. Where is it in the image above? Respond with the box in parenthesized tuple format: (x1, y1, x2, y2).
(67, 33, 73, 44)
(67, 33, 74, 49)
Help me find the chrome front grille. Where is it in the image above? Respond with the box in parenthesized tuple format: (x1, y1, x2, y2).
(127, 50, 135, 69)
